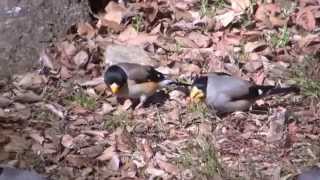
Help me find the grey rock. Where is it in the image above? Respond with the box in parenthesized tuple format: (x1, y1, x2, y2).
(104, 45, 158, 66)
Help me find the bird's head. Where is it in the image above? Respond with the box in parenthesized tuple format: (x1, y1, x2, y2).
(104, 65, 127, 94)
(190, 76, 207, 102)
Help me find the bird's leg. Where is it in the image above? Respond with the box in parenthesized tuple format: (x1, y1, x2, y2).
(135, 95, 148, 109)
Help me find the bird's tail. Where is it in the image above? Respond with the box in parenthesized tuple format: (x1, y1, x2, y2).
(253, 85, 300, 97)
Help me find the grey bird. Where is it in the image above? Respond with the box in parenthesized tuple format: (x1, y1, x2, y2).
(104, 63, 190, 108)
(297, 166, 320, 180)
(0, 167, 46, 180)
(189, 72, 300, 113)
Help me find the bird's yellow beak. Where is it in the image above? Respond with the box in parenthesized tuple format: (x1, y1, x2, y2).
(110, 83, 120, 94)
(190, 86, 205, 102)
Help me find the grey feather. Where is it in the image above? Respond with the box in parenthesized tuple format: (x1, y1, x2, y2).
(0, 167, 46, 180)
(297, 167, 320, 180)
(204, 73, 299, 113)
(205, 73, 253, 113)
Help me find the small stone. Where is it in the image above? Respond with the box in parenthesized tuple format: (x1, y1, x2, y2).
(73, 50, 89, 69)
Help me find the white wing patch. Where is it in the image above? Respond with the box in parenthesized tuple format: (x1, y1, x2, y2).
(258, 89, 263, 95)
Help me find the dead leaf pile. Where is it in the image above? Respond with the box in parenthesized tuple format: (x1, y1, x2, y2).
(1, 0, 319, 179)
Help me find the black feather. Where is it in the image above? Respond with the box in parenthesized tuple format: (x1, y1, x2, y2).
(192, 76, 208, 94)
(146, 68, 165, 82)
(104, 65, 128, 87)
(232, 85, 300, 101)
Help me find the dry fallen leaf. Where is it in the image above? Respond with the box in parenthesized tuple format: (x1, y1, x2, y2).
(216, 11, 239, 27)
(97, 146, 116, 161)
(97, 103, 114, 115)
(29, 132, 45, 145)
(230, 0, 250, 12)
(244, 41, 268, 53)
(18, 72, 44, 90)
(296, 6, 316, 32)
(73, 50, 89, 69)
(0, 96, 12, 108)
(156, 159, 179, 176)
(104, 1, 127, 24)
(77, 22, 96, 39)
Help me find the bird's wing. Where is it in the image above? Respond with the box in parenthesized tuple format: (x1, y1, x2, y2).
(119, 63, 165, 83)
(207, 73, 254, 101)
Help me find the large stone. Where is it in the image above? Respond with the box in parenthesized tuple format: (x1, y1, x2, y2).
(104, 44, 158, 66)
(0, 0, 89, 80)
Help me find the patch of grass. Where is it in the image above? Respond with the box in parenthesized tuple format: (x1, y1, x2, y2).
(175, 137, 222, 178)
(174, 41, 183, 54)
(200, 0, 226, 17)
(268, 26, 290, 48)
(104, 111, 130, 130)
(200, 0, 210, 17)
(187, 102, 211, 120)
(132, 14, 143, 32)
(68, 89, 97, 110)
(290, 55, 320, 99)
(198, 139, 221, 177)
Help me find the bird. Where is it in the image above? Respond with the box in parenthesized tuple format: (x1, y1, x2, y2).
(189, 72, 300, 114)
(0, 166, 46, 180)
(297, 166, 320, 180)
(104, 63, 190, 108)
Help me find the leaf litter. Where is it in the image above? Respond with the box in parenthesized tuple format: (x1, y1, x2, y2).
(0, 0, 320, 179)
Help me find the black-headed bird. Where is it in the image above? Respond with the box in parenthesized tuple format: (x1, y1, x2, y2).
(190, 72, 300, 113)
(104, 63, 190, 108)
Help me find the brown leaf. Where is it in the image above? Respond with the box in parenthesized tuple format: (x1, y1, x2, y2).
(118, 26, 158, 45)
(29, 132, 45, 145)
(97, 146, 116, 161)
(58, 41, 77, 57)
(142, 140, 153, 161)
(287, 122, 299, 144)
(145, 167, 166, 177)
(121, 161, 137, 178)
(175, 36, 198, 48)
(104, 1, 127, 24)
(255, 3, 281, 27)
(296, 6, 316, 31)
(0, 96, 12, 108)
(97, 103, 114, 115)
(187, 32, 211, 48)
(17, 72, 45, 90)
(61, 134, 74, 149)
(79, 145, 104, 158)
(77, 22, 96, 39)
(4, 135, 31, 153)
(156, 159, 179, 176)
(244, 41, 268, 53)
(114, 128, 135, 153)
(269, 15, 287, 27)
(65, 154, 89, 168)
(73, 50, 89, 69)
(216, 11, 239, 27)
(266, 107, 287, 143)
(230, 0, 250, 12)
(60, 66, 73, 80)
(244, 60, 263, 73)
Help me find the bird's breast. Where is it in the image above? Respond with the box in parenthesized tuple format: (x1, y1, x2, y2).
(116, 80, 160, 99)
